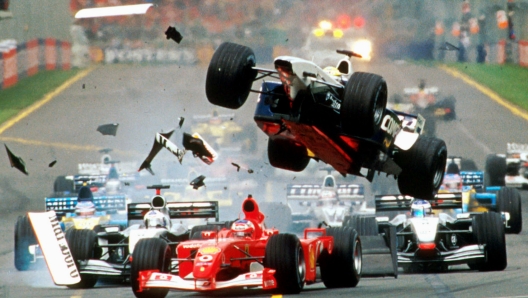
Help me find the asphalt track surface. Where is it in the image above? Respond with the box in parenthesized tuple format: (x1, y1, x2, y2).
(0, 59, 527, 297)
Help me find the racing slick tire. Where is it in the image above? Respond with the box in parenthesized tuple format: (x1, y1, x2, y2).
(471, 212, 507, 271)
(131, 238, 171, 298)
(65, 229, 99, 288)
(264, 233, 305, 294)
(267, 138, 310, 172)
(343, 215, 378, 236)
(485, 154, 506, 186)
(14, 215, 37, 271)
(396, 136, 447, 199)
(320, 227, 361, 288)
(341, 72, 387, 138)
(54, 175, 74, 193)
(497, 187, 522, 234)
(205, 42, 258, 109)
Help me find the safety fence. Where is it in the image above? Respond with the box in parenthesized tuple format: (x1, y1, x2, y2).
(0, 38, 71, 90)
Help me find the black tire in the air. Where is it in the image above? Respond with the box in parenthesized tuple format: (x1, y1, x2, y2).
(54, 175, 74, 193)
(320, 227, 361, 288)
(396, 136, 447, 199)
(343, 215, 378, 236)
(267, 138, 310, 172)
(497, 187, 522, 234)
(14, 215, 37, 271)
(471, 212, 507, 271)
(131, 238, 171, 298)
(205, 42, 258, 109)
(341, 72, 387, 138)
(65, 229, 99, 289)
(264, 233, 305, 294)
(485, 154, 506, 187)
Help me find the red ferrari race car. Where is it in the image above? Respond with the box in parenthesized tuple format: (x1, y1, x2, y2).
(130, 195, 362, 297)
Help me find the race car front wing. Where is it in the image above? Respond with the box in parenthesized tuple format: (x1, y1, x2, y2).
(137, 269, 277, 292)
(398, 244, 485, 265)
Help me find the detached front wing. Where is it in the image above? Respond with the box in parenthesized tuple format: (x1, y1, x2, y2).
(398, 244, 485, 266)
(137, 269, 277, 292)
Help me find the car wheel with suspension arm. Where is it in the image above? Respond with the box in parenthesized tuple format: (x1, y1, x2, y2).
(205, 42, 258, 109)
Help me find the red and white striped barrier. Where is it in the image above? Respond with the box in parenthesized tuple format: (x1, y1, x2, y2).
(0, 38, 71, 90)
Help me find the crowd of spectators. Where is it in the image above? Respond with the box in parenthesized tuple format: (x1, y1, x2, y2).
(70, 0, 366, 50)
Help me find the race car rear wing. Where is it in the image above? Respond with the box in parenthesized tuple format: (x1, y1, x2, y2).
(375, 193, 463, 212)
(286, 183, 364, 200)
(127, 201, 219, 222)
(45, 195, 127, 218)
(461, 171, 484, 190)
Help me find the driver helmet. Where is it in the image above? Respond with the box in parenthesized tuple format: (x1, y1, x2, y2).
(231, 219, 255, 238)
(411, 200, 432, 218)
(323, 66, 342, 79)
(144, 210, 168, 229)
(75, 201, 96, 217)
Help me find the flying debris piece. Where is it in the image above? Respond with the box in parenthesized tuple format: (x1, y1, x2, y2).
(97, 123, 119, 136)
(190, 175, 206, 190)
(165, 26, 183, 44)
(124, 182, 130, 186)
(439, 42, 459, 51)
(231, 162, 241, 172)
(138, 129, 186, 175)
(182, 133, 218, 165)
(48, 160, 57, 168)
(178, 117, 185, 129)
(75, 3, 154, 18)
(248, 169, 254, 174)
(5, 144, 28, 175)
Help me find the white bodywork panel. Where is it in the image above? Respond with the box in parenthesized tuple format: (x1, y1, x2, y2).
(28, 211, 81, 285)
(409, 217, 439, 243)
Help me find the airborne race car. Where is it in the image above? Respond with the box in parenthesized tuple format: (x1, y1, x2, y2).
(205, 42, 447, 199)
(375, 193, 507, 273)
(131, 194, 362, 297)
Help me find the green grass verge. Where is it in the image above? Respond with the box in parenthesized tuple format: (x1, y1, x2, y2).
(444, 63, 528, 111)
(0, 69, 81, 124)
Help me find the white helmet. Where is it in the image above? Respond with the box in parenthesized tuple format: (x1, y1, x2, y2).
(411, 200, 432, 218)
(144, 210, 168, 229)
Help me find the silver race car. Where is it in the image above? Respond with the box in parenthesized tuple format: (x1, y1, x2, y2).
(375, 193, 507, 273)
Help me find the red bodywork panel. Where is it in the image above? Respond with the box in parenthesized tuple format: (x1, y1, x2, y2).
(283, 120, 360, 175)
